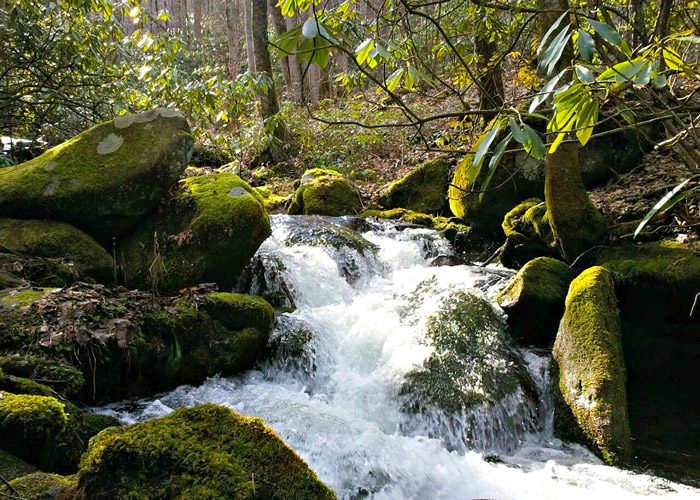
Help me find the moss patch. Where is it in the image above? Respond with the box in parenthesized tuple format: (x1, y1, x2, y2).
(552, 267, 631, 466)
(500, 199, 558, 268)
(288, 169, 361, 216)
(119, 172, 271, 294)
(0, 449, 36, 481)
(378, 157, 452, 214)
(8, 472, 74, 500)
(0, 288, 53, 308)
(0, 109, 193, 243)
(496, 257, 572, 346)
(78, 404, 337, 500)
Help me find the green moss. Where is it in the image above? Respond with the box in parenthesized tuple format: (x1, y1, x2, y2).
(552, 267, 632, 466)
(0, 375, 53, 396)
(0, 288, 52, 308)
(0, 449, 36, 481)
(496, 257, 572, 346)
(502, 198, 541, 238)
(119, 172, 271, 294)
(0, 109, 193, 243)
(500, 199, 558, 268)
(200, 292, 275, 333)
(0, 219, 114, 284)
(0, 269, 25, 289)
(378, 158, 452, 214)
(0, 355, 85, 398)
(78, 404, 337, 500)
(0, 392, 68, 469)
(288, 169, 361, 216)
(8, 472, 74, 500)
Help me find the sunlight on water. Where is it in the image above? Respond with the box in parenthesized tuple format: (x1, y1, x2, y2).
(97, 215, 700, 500)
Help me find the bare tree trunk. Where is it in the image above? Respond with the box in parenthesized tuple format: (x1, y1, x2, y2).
(474, 33, 504, 121)
(538, 0, 607, 261)
(252, 0, 289, 156)
(243, 0, 256, 72)
(226, 0, 241, 78)
(193, 0, 202, 42)
(268, 0, 292, 91)
(284, 13, 303, 102)
(309, 64, 321, 105)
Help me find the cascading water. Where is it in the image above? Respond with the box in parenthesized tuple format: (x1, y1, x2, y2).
(97, 215, 700, 500)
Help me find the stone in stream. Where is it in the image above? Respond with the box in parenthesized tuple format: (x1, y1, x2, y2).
(377, 157, 452, 215)
(552, 266, 632, 466)
(76, 404, 337, 500)
(496, 257, 573, 347)
(288, 168, 362, 216)
(118, 172, 270, 294)
(0, 109, 194, 244)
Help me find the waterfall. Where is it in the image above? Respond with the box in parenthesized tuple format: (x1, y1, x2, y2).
(96, 215, 700, 500)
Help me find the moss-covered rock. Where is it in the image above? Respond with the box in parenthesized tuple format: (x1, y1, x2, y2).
(77, 404, 337, 500)
(0, 355, 85, 398)
(596, 242, 700, 481)
(288, 169, 361, 216)
(0, 109, 193, 243)
(378, 158, 452, 214)
(0, 269, 25, 290)
(496, 257, 573, 346)
(0, 392, 67, 469)
(0, 219, 114, 284)
(0, 449, 36, 481)
(499, 199, 558, 268)
(8, 472, 74, 500)
(0, 284, 274, 404)
(0, 288, 53, 308)
(552, 267, 631, 466)
(119, 172, 271, 294)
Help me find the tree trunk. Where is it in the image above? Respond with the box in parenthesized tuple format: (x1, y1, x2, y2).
(268, 0, 292, 91)
(474, 33, 504, 121)
(226, 0, 241, 78)
(252, 0, 289, 157)
(243, 0, 256, 72)
(538, 0, 607, 261)
(193, 0, 202, 42)
(284, 13, 303, 102)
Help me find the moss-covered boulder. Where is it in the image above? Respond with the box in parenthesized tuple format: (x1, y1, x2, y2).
(0, 284, 274, 403)
(596, 242, 700, 481)
(552, 267, 632, 466)
(0, 218, 114, 284)
(0, 392, 67, 469)
(0, 109, 193, 243)
(499, 198, 558, 268)
(0, 449, 36, 481)
(0, 355, 85, 398)
(496, 257, 573, 346)
(119, 172, 271, 294)
(288, 169, 361, 216)
(378, 158, 452, 214)
(401, 291, 538, 449)
(8, 472, 74, 500)
(77, 404, 337, 500)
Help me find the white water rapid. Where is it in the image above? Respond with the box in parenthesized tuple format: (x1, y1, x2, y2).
(97, 215, 700, 500)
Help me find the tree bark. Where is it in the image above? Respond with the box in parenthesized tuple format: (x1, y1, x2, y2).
(193, 0, 202, 42)
(252, 0, 289, 156)
(474, 33, 504, 121)
(226, 0, 241, 78)
(243, 0, 256, 72)
(268, 0, 292, 91)
(538, 0, 607, 261)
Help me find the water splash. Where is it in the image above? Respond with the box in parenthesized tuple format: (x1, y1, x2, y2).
(97, 215, 700, 500)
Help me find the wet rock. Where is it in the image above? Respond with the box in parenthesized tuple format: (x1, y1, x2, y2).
(119, 172, 270, 294)
(552, 267, 632, 466)
(288, 169, 362, 216)
(77, 404, 337, 500)
(496, 257, 573, 346)
(0, 109, 193, 243)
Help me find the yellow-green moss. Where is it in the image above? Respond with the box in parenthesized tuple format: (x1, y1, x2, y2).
(0, 288, 52, 308)
(502, 198, 542, 238)
(0, 355, 85, 398)
(119, 172, 271, 294)
(0, 219, 114, 284)
(0, 449, 36, 481)
(8, 472, 74, 500)
(496, 257, 572, 346)
(500, 199, 558, 268)
(78, 404, 337, 500)
(288, 169, 361, 216)
(200, 292, 275, 333)
(0, 109, 193, 243)
(552, 267, 631, 466)
(378, 158, 451, 214)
